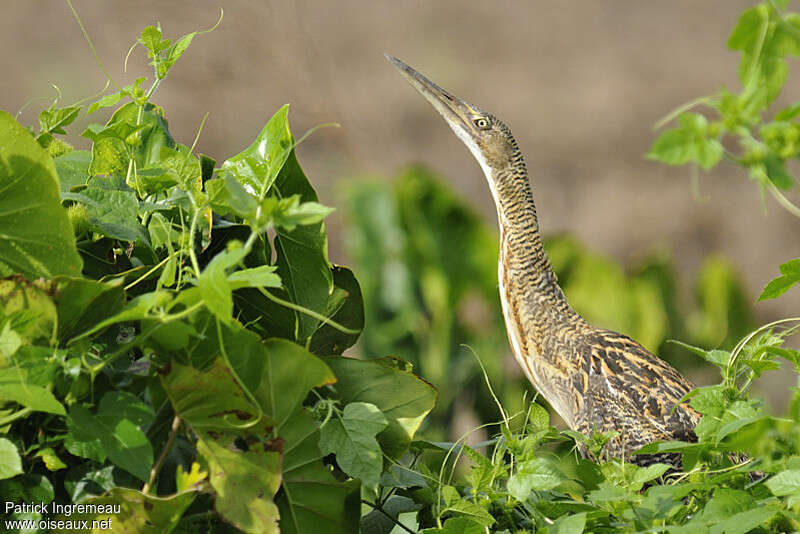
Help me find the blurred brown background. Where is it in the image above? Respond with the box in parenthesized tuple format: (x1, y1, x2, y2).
(3, 2, 797, 333)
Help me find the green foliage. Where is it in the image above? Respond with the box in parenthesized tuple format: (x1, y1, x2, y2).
(648, 0, 800, 300)
(0, 22, 430, 533)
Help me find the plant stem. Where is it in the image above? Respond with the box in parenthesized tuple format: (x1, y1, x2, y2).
(142, 415, 182, 495)
(254, 285, 360, 335)
(0, 408, 32, 427)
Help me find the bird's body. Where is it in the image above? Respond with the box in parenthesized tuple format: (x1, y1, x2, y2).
(387, 55, 699, 461)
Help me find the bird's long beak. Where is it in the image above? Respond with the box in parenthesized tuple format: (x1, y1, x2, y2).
(385, 54, 479, 138)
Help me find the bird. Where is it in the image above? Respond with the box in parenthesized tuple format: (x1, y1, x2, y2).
(386, 54, 699, 464)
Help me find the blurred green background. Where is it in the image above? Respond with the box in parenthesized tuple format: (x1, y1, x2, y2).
(4, 1, 798, 440)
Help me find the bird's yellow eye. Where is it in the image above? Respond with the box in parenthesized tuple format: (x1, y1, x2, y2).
(474, 118, 489, 129)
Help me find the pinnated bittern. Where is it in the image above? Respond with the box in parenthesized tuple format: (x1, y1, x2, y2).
(387, 55, 699, 462)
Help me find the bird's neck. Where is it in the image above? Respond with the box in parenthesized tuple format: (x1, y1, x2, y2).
(489, 154, 578, 323)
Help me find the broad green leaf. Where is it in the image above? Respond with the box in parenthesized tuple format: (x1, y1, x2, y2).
(546, 512, 587, 534)
(52, 276, 125, 343)
(276, 407, 360, 534)
(647, 127, 695, 165)
(440, 485, 495, 526)
(54, 149, 91, 193)
(254, 338, 335, 431)
(207, 174, 259, 219)
(766, 469, 800, 496)
(707, 507, 777, 534)
(309, 266, 365, 356)
(325, 356, 436, 458)
(64, 175, 141, 241)
(319, 402, 388, 492)
(65, 392, 154, 481)
(162, 359, 261, 432)
(630, 462, 672, 487)
(221, 104, 293, 195)
(0, 368, 65, 415)
(198, 432, 281, 534)
(421, 517, 487, 534)
(0, 323, 21, 360)
(52, 486, 197, 534)
(139, 144, 201, 195)
(0, 111, 82, 278)
(0, 437, 23, 480)
(764, 469, 800, 497)
(507, 457, 565, 501)
(273, 150, 333, 342)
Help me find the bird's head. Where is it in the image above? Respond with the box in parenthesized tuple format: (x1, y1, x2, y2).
(386, 54, 519, 175)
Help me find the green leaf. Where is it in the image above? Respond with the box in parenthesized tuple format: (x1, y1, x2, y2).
(706, 506, 776, 534)
(197, 246, 248, 323)
(309, 266, 365, 356)
(207, 174, 259, 219)
(163, 32, 197, 73)
(775, 101, 800, 120)
(65, 175, 141, 241)
(221, 104, 294, 196)
(325, 356, 436, 458)
(140, 25, 171, 59)
(273, 151, 334, 342)
(276, 407, 361, 534)
(0, 111, 83, 278)
(360, 495, 421, 534)
(766, 469, 800, 496)
(228, 265, 282, 290)
(0, 368, 65, 415)
(52, 276, 125, 343)
(440, 485, 495, 526)
(763, 153, 794, 190)
(758, 258, 800, 300)
(254, 338, 336, 432)
(630, 462, 672, 487)
(38, 104, 80, 135)
(52, 486, 197, 534)
(162, 358, 261, 432)
(0, 277, 58, 345)
(0, 438, 23, 480)
(65, 391, 154, 481)
(268, 195, 335, 231)
(53, 149, 91, 192)
(546, 512, 587, 534)
(86, 91, 125, 115)
(319, 402, 388, 492)
(507, 457, 565, 501)
(198, 432, 281, 534)
(35, 447, 67, 471)
(421, 517, 487, 534)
